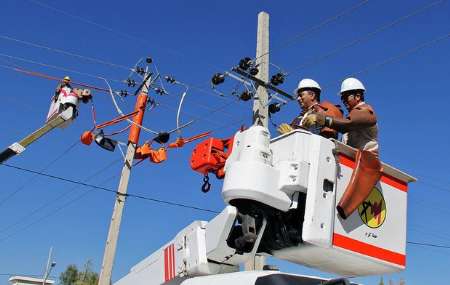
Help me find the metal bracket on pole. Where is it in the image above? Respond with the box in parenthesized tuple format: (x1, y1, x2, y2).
(232, 67, 295, 100)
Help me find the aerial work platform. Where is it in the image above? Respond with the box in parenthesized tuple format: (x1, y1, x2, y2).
(0, 106, 76, 163)
(114, 127, 415, 285)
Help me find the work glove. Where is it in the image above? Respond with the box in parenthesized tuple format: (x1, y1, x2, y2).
(302, 113, 326, 128)
(277, 123, 294, 134)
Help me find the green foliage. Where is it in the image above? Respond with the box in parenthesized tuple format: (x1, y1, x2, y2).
(378, 276, 385, 285)
(59, 261, 98, 285)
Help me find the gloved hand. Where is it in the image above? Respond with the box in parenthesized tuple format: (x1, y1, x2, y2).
(302, 113, 326, 128)
(277, 123, 294, 134)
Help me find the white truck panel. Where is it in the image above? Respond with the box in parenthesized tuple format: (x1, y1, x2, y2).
(269, 131, 413, 276)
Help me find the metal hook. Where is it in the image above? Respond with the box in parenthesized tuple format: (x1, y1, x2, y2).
(201, 174, 211, 193)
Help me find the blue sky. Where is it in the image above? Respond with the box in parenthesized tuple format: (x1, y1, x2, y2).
(0, 0, 449, 284)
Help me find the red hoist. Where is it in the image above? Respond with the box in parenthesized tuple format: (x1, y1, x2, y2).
(190, 136, 234, 192)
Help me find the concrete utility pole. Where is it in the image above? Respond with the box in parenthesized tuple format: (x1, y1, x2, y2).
(252, 11, 270, 128)
(245, 11, 269, 271)
(98, 77, 150, 285)
(42, 247, 56, 285)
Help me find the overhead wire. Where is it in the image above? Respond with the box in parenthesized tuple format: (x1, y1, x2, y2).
(276, 30, 450, 109)
(0, 58, 240, 126)
(0, 52, 123, 83)
(0, 34, 132, 71)
(189, 0, 371, 115)
(0, 34, 244, 129)
(2, 162, 450, 250)
(22, 0, 249, 120)
(253, 0, 370, 62)
(24, 0, 225, 73)
(3, 0, 251, 134)
(102, 77, 159, 135)
(10, 0, 450, 257)
(0, 162, 219, 214)
(0, 158, 121, 236)
(350, 31, 450, 77)
(290, 0, 445, 74)
(0, 140, 79, 207)
(407, 241, 450, 249)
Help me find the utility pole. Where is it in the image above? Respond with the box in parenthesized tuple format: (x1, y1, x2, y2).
(98, 76, 150, 285)
(42, 247, 56, 285)
(252, 11, 270, 128)
(245, 11, 269, 271)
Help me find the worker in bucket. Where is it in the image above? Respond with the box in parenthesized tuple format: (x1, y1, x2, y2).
(54, 76, 72, 101)
(303, 77, 381, 219)
(277, 78, 343, 139)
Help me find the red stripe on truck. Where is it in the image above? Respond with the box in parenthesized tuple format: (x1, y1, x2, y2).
(333, 233, 406, 266)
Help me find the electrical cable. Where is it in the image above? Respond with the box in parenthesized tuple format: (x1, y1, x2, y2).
(176, 88, 189, 134)
(0, 34, 132, 71)
(1, 162, 449, 250)
(279, 30, 450, 109)
(25, 0, 225, 73)
(0, 52, 122, 83)
(0, 162, 219, 214)
(351, 31, 450, 77)
(0, 140, 79, 208)
(6, 64, 111, 93)
(0, 159, 121, 235)
(407, 241, 450, 249)
(253, 0, 370, 62)
(290, 0, 445, 74)
(102, 77, 159, 135)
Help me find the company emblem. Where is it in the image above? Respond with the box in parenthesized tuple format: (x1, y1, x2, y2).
(358, 187, 386, 228)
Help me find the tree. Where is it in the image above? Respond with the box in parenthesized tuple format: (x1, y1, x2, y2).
(59, 261, 98, 285)
(378, 277, 385, 285)
(59, 265, 78, 285)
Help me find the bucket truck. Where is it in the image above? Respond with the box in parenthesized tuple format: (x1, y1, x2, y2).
(0, 86, 91, 163)
(114, 126, 416, 285)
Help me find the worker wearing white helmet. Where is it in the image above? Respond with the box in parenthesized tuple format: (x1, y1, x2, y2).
(54, 76, 72, 99)
(303, 77, 381, 220)
(278, 78, 343, 139)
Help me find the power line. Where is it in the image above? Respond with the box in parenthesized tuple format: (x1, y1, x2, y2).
(0, 34, 131, 71)
(0, 162, 219, 214)
(278, 30, 450, 105)
(407, 241, 450, 249)
(0, 140, 79, 207)
(13, 0, 249, 126)
(0, 52, 123, 83)
(255, 0, 370, 61)
(3, 161, 450, 250)
(0, 158, 120, 235)
(351, 31, 450, 77)
(291, 0, 445, 74)
(25, 0, 224, 73)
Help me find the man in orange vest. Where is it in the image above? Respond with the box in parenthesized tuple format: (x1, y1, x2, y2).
(278, 78, 343, 139)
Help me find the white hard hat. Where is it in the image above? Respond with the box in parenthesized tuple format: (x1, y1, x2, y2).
(340, 77, 365, 94)
(295, 78, 321, 94)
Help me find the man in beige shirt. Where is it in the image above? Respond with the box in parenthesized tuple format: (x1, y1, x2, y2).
(303, 77, 381, 219)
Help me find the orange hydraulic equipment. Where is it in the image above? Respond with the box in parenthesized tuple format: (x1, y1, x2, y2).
(190, 136, 234, 192)
(168, 132, 211, 149)
(81, 109, 212, 165)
